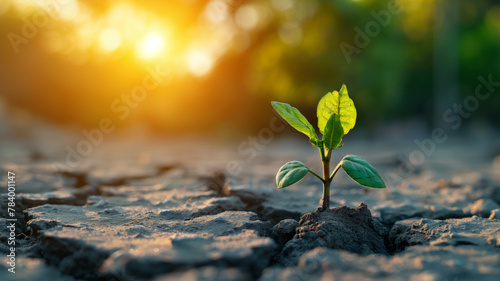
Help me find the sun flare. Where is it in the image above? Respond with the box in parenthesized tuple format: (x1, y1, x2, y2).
(186, 49, 214, 77)
(99, 28, 122, 52)
(137, 33, 166, 60)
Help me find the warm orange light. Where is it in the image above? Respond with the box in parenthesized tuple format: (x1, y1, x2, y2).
(9, 0, 223, 77)
(137, 33, 166, 60)
(99, 28, 122, 52)
(56, 0, 80, 21)
(186, 49, 214, 77)
(235, 5, 259, 30)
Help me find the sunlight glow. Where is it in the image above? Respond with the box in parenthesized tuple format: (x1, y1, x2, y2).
(235, 5, 259, 30)
(9, 0, 220, 76)
(204, 0, 228, 24)
(99, 28, 122, 52)
(137, 33, 165, 60)
(186, 49, 214, 77)
(271, 0, 295, 11)
(57, 0, 80, 21)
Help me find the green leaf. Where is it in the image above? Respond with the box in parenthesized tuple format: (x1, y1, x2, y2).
(272, 101, 318, 141)
(276, 161, 309, 189)
(323, 113, 343, 149)
(309, 138, 323, 148)
(340, 155, 386, 188)
(317, 84, 357, 135)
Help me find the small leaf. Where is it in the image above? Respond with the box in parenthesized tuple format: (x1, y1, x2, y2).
(323, 113, 343, 149)
(272, 101, 318, 141)
(276, 161, 309, 189)
(309, 138, 323, 148)
(317, 84, 357, 135)
(340, 155, 386, 188)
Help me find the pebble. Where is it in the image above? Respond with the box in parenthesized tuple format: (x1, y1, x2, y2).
(93, 200, 111, 208)
(42, 204, 58, 211)
(101, 208, 118, 215)
(159, 209, 173, 216)
(135, 198, 149, 203)
(489, 209, 500, 220)
(242, 221, 255, 227)
(214, 216, 227, 222)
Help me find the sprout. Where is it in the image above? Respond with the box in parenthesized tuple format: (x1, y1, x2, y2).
(272, 84, 385, 211)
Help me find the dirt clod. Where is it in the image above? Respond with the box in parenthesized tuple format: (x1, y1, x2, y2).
(278, 203, 389, 266)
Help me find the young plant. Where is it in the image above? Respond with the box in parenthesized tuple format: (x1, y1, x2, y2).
(272, 84, 386, 211)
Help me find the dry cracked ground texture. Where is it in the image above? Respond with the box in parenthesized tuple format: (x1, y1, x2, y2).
(1, 135, 500, 281)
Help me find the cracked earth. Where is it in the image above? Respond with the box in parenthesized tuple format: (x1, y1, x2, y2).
(1, 134, 500, 281)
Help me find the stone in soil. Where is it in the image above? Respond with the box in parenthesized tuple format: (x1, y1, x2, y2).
(464, 198, 500, 218)
(278, 203, 388, 266)
(489, 209, 500, 219)
(270, 219, 299, 248)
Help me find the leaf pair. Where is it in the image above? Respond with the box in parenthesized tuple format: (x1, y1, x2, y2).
(276, 155, 386, 189)
(271, 84, 357, 150)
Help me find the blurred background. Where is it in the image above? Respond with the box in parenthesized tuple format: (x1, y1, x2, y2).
(0, 0, 499, 140)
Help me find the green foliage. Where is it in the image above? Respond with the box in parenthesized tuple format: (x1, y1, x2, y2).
(276, 161, 310, 189)
(323, 113, 343, 149)
(340, 155, 386, 189)
(317, 84, 357, 135)
(272, 85, 385, 211)
(271, 101, 319, 143)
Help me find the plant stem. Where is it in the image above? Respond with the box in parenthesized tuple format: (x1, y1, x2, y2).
(319, 146, 326, 160)
(308, 169, 324, 182)
(319, 148, 332, 211)
(329, 162, 342, 180)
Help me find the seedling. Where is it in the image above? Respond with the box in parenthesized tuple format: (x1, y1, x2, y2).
(272, 84, 386, 211)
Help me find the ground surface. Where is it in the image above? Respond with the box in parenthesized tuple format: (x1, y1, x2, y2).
(0, 130, 500, 281)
